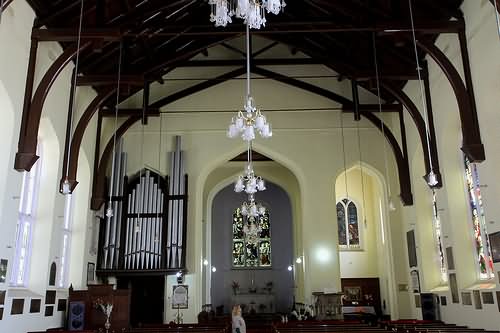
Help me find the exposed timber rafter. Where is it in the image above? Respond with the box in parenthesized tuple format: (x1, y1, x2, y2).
(416, 39, 485, 162)
(91, 115, 143, 210)
(360, 111, 413, 205)
(381, 82, 442, 188)
(31, 20, 463, 41)
(15, 41, 92, 172)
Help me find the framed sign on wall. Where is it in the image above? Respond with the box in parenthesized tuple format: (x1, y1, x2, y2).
(172, 285, 188, 309)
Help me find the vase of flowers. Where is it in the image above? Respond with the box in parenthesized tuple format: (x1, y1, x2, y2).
(265, 281, 273, 294)
(231, 281, 240, 295)
(94, 298, 113, 333)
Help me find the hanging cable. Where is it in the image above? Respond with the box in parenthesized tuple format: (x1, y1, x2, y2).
(106, 41, 123, 218)
(356, 120, 367, 226)
(340, 112, 349, 200)
(0, 0, 4, 25)
(136, 81, 148, 233)
(62, 0, 85, 195)
(246, 23, 251, 98)
(372, 33, 394, 209)
(408, 0, 437, 187)
(494, 0, 500, 41)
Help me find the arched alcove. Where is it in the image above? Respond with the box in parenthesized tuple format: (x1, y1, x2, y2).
(210, 180, 294, 314)
(48, 262, 57, 286)
(335, 162, 401, 319)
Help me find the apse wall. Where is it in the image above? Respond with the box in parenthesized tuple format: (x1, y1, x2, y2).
(401, 1, 500, 329)
(0, 1, 98, 332)
(210, 181, 294, 313)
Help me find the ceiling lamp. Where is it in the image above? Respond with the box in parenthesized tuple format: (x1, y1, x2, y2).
(227, 25, 270, 226)
(209, 0, 286, 29)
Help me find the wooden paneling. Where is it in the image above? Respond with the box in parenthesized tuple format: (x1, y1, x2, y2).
(341, 278, 382, 315)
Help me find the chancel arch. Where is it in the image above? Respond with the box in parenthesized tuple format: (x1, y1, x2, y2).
(335, 162, 403, 319)
(209, 178, 294, 314)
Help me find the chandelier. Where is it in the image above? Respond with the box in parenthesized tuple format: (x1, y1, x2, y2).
(209, 0, 286, 29)
(227, 25, 270, 223)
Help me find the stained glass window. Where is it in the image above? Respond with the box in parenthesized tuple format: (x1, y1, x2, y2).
(464, 156, 494, 280)
(431, 190, 447, 283)
(232, 208, 271, 268)
(337, 199, 360, 249)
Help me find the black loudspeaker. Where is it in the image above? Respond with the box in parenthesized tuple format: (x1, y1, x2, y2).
(421, 293, 439, 321)
(68, 301, 85, 331)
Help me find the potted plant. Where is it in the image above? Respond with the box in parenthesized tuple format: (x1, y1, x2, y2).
(265, 281, 273, 294)
(231, 281, 240, 295)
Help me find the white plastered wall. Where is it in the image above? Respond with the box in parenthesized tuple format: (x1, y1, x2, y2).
(0, 1, 98, 332)
(401, 0, 500, 329)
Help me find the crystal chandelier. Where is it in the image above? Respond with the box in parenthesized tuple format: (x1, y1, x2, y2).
(227, 25, 270, 222)
(209, 0, 286, 29)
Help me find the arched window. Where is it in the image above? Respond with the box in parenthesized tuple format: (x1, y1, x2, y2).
(431, 190, 447, 283)
(58, 194, 73, 288)
(48, 262, 57, 286)
(232, 208, 271, 268)
(337, 199, 360, 249)
(11, 144, 42, 286)
(464, 156, 494, 280)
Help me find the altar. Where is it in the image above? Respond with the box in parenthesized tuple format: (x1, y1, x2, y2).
(231, 293, 275, 313)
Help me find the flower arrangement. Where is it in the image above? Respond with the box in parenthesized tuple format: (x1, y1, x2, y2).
(231, 281, 240, 295)
(94, 298, 113, 331)
(265, 281, 273, 294)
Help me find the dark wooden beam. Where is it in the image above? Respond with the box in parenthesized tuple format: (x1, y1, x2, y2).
(381, 82, 442, 188)
(15, 41, 92, 172)
(490, 0, 500, 15)
(101, 108, 160, 117)
(31, 20, 463, 41)
(151, 67, 247, 108)
(60, 87, 116, 193)
(252, 66, 352, 105)
(416, 39, 485, 162)
(360, 111, 413, 205)
(91, 115, 142, 210)
(76, 74, 145, 86)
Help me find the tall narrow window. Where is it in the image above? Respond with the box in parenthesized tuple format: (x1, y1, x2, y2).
(232, 208, 271, 268)
(58, 194, 73, 288)
(337, 199, 360, 249)
(464, 156, 494, 280)
(11, 144, 42, 286)
(431, 190, 447, 283)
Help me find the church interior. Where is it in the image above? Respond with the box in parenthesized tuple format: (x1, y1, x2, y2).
(1, 0, 500, 332)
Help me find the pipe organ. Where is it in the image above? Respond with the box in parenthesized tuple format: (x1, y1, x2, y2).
(97, 137, 188, 274)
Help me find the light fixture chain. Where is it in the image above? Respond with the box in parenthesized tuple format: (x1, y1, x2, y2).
(108, 40, 123, 212)
(372, 33, 392, 197)
(340, 112, 349, 200)
(65, 0, 85, 181)
(408, 0, 435, 177)
(246, 23, 251, 98)
(356, 120, 367, 225)
(494, 0, 500, 41)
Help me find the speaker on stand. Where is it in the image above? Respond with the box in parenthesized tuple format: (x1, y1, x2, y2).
(421, 293, 440, 321)
(68, 301, 85, 331)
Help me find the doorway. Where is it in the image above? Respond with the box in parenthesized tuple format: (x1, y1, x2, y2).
(118, 276, 165, 326)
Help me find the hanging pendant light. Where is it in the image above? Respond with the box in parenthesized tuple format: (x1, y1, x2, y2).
(61, 0, 85, 195)
(209, 0, 286, 29)
(227, 25, 270, 226)
(372, 33, 397, 211)
(106, 41, 124, 218)
(408, 0, 439, 188)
